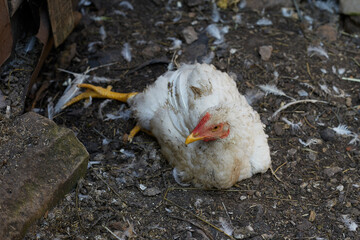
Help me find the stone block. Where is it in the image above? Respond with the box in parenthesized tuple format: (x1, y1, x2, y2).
(0, 112, 89, 240)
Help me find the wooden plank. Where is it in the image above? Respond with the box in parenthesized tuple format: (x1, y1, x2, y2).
(0, 0, 13, 66)
(8, 0, 24, 16)
(46, 0, 74, 47)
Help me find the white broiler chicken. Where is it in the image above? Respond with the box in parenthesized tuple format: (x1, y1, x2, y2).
(64, 63, 271, 189)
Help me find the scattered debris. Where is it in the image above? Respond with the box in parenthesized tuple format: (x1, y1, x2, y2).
(5, 105, 11, 119)
(53, 69, 90, 116)
(194, 198, 203, 208)
(172, 11, 182, 23)
(332, 124, 352, 136)
(206, 24, 229, 45)
(299, 138, 322, 147)
(211, 0, 220, 22)
(307, 45, 329, 59)
(119, 1, 134, 10)
(99, 26, 107, 41)
(281, 7, 296, 18)
(256, 18, 273, 26)
(219, 217, 233, 236)
(318, 83, 331, 95)
(121, 43, 132, 62)
(167, 37, 182, 50)
(314, 0, 339, 14)
(88, 41, 103, 53)
(83, 96, 92, 108)
(337, 68, 345, 75)
(120, 149, 135, 158)
(258, 84, 295, 100)
(139, 184, 147, 191)
(341, 215, 358, 232)
(233, 13, 242, 25)
(297, 89, 308, 97)
(104, 106, 132, 121)
(282, 117, 302, 131)
(172, 168, 190, 187)
(201, 51, 215, 64)
(349, 133, 360, 145)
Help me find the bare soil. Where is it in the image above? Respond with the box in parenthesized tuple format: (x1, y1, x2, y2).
(25, 1, 359, 239)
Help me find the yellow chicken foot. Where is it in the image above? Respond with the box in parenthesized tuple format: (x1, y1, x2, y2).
(63, 83, 138, 109)
(128, 125, 154, 142)
(128, 124, 141, 142)
(63, 83, 147, 141)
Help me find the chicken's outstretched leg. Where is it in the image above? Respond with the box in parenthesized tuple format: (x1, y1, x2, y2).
(64, 84, 144, 141)
(63, 84, 138, 108)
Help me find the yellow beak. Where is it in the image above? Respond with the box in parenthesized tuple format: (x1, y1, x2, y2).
(185, 132, 204, 145)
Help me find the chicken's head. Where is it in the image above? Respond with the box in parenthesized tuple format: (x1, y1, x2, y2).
(185, 112, 230, 145)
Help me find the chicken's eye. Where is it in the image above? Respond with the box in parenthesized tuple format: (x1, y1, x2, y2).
(212, 125, 221, 131)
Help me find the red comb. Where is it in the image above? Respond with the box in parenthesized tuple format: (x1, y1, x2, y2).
(192, 112, 211, 133)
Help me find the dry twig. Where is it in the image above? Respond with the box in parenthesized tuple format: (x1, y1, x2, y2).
(270, 99, 328, 120)
(306, 62, 312, 80)
(342, 77, 360, 83)
(103, 225, 123, 240)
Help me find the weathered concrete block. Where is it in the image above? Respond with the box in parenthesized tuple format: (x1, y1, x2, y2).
(340, 0, 360, 15)
(0, 112, 89, 240)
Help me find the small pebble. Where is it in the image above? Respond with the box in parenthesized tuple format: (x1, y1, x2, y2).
(274, 122, 284, 136)
(346, 97, 352, 107)
(336, 185, 344, 191)
(287, 148, 297, 156)
(297, 89, 308, 97)
(93, 153, 105, 161)
(233, 225, 255, 239)
(320, 128, 336, 142)
(324, 166, 342, 177)
(182, 26, 198, 44)
(309, 210, 316, 222)
(142, 44, 161, 57)
(297, 220, 312, 231)
(300, 182, 308, 189)
(143, 187, 161, 196)
(259, 45, 273, 61)
(316, 24, 337, 42)
(308, 152, 317, 161)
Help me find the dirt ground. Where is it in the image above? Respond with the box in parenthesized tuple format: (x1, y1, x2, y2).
(24, 0, 359, 239)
